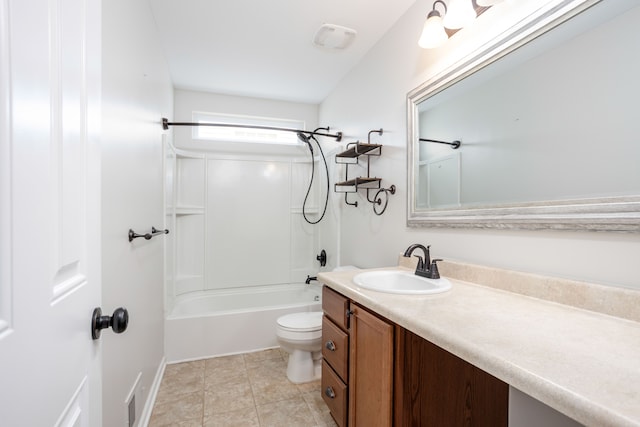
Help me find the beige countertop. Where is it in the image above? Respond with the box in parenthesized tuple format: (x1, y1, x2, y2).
(318, 264, 640, 427)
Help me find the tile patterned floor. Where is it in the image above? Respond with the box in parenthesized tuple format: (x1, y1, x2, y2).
(149, 348, 338, 427)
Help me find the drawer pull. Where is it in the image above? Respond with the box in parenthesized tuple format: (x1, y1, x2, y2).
(325, 386, 336, 399)
(325, 340, 336, 351)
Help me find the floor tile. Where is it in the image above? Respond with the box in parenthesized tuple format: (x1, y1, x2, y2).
(155, 373, 205, 405)
(245, 355, 287, 373)
(204, 375, 255, 415)
(156, 360, 206, 403)
(248, 365, 301, 405)
(149, 419, 202, 427)
(151, 348, 332, 427)
(303, 390, 338, 427)
(149, 390, 203, 426)
(205, 354, 247, 386)
(203, 407, 260, 427)
(256, 396, 317, 427)
(243, 348, 283, 364)
(297, 379, 321, 394)
(205, 354, 245, 373)
(164, 359, 206, 378)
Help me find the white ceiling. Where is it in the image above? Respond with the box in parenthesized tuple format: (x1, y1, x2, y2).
(149, 0, 417, 104)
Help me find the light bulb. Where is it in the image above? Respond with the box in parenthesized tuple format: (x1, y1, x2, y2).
(418, 13, 448, 49)
(442, 0, 476, 30)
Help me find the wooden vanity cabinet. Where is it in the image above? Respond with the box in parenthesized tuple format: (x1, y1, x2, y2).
(322, 286, 395, 427)
(321, 285, 508, 427)
(394, 328, 509, 427)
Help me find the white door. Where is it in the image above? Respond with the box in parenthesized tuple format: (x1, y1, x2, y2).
(0, 0, 103, 426)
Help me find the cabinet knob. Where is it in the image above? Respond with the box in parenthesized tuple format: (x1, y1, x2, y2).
(346, 309, 354, 317)
(325, 340, 336, 351)
(325, 386, 336, 399)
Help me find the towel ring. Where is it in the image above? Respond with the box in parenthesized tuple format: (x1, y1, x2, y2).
(373, 185, 396, 216)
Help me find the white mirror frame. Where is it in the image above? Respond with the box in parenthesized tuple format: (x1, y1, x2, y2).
(407, 0, 640, 232)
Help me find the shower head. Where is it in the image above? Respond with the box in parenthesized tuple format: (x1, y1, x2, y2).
(297, 132, 314, 154)
(297, 132, 309, 143)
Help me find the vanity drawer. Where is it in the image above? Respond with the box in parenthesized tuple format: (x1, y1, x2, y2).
(322, 316, 349, 381)
(322, 360, 348, 427)
(322, 285, 349, 331)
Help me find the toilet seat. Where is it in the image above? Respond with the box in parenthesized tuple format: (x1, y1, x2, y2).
(276, 311, 322, 332)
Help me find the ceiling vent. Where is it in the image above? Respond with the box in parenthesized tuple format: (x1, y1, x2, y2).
(312, 24, 357, 50)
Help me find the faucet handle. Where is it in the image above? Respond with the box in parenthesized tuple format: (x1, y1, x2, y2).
(429, 259, 443, 279)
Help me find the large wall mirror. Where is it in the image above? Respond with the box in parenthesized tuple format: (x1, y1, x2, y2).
(407, 0, 640, 231)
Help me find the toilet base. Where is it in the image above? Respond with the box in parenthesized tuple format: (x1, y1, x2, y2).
(286, 349, 321, 384)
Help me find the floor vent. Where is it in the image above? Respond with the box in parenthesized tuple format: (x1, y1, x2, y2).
(128, 395, 136, 427)
(125, 372, 142, 427)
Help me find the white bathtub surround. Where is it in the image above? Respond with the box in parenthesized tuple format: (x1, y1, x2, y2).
(165, 283, 321, 362)
(165, 148, 325, 297)
(318, 263, 640, 427)
(167, 91, 332, 312)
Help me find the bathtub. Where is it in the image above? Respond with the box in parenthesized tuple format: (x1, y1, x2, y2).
(165, 283, 322, 363)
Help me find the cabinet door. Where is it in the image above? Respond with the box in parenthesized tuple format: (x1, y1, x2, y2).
(348, 303, 394, 427)
(395, 329, 508, 427)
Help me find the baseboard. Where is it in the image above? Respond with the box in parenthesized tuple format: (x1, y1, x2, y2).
(138, 356, 166, 427)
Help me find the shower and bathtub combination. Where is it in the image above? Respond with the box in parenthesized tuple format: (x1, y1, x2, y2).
(163, 121, 342, 368)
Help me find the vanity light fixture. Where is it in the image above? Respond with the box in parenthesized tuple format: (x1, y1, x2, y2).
(419, 0, 502, 49)
(442, 0, 476, 29)
(476, 0, 504, 6)
(418, 1, 449, 49)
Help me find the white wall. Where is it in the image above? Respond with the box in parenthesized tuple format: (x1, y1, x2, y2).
(102, 0, 173, 426)
(320, 0, 640, 290)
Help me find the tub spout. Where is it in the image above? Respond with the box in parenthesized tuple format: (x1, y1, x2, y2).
(305, 275, 317, 284)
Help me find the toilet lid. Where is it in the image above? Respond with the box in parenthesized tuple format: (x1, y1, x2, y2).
(277, 311, 323, 331)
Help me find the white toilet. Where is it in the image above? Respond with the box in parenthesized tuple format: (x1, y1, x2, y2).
(276, 311, 323, 384)
(276, 266, 358, 383)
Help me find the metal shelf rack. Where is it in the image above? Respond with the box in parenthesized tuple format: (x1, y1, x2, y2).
(334, 129, 395, 215)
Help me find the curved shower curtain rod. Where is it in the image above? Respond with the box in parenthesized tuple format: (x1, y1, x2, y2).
(161, 117, 343, 141)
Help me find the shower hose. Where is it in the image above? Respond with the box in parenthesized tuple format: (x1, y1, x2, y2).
(302, 131, 330, 225)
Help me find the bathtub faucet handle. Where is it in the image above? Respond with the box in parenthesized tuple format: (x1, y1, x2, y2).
(316, 249, 327, 267)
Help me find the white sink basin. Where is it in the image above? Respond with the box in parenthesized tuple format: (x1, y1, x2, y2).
(352, 270, 452, 295)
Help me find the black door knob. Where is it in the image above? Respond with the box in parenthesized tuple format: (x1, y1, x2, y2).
(91, 307, 129, 340)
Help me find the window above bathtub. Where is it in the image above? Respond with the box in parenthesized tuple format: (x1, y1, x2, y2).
(193, 111, 305, 146)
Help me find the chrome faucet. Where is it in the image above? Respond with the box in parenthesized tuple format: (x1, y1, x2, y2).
(403, 244, 441, 279)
